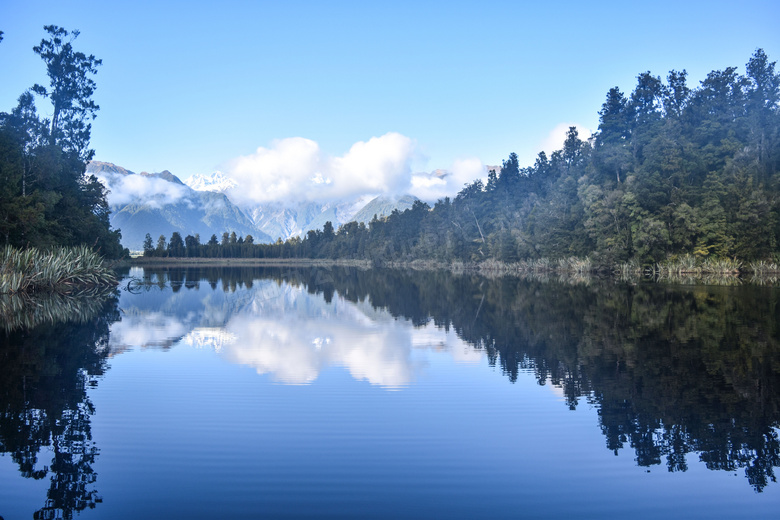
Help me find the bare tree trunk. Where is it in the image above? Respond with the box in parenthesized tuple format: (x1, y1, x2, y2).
(470, 207, 485, 244)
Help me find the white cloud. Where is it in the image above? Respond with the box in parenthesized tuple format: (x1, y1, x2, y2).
(223, 133, 418, 204)
(97, 172, 189, 208)
(409, 157, 487, 201)
(224, 137, 323, 204)
(221, 133, 493, 204)
(328, 132, 416, 196)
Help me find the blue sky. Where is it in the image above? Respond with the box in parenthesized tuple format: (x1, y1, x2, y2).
(1, 0, 778, 202)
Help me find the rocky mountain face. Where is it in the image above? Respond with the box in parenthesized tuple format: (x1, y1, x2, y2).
(240, 196, 375, 241)
(351, 194, 418, 224)
(90, 163, 418, 250)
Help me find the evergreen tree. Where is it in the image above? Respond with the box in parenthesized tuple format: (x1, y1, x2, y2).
(143, 233, 154, 256)
(168, 232, 184, 257)
(0, 25, 124, 257)
(31, 25, 101, 161)
(155, 235, 167, 256)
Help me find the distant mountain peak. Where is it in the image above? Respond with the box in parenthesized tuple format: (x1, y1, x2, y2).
(87, 161, 135, 176)
(140, 170, 185, 185)
(87, 161, 420, 250)
(88, 162, 186, 185)
(184, 171, 238, 193)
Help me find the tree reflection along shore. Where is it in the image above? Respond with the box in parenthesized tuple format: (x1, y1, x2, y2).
(131, 266, 779, 491)
(1, 265, 778, 514)
(0, 294, 119, 518)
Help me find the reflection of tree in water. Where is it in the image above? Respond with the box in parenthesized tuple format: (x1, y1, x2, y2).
(0, 294, 119, 518)
(123, 265, 780, 491)
(277, 267, 780, 492)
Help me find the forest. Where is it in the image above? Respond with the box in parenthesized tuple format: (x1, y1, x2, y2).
(0, 26, 126, 258)
(147, 49, 780, 269)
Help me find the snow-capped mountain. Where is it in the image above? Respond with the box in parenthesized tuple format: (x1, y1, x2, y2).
(184, 171, 238, 192)
(182, 171, 415, 241)
(90, 162, 418, 250)
(243, 195, 376, 241)
(88, 162, 270, 250)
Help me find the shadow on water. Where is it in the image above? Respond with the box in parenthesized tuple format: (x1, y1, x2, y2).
(0, 291, 120, 519)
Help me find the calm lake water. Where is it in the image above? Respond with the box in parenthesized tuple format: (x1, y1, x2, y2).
(1, 266, 779, 519)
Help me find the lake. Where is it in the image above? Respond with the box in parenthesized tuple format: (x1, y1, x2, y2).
(1, 266, 779, 519)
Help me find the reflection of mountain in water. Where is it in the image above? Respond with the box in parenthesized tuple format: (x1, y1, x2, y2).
(112, 267, 478, 388)
(121, 266, 780, 491)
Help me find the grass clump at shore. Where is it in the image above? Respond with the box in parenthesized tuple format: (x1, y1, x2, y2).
(0, 245, 118, 294)
(645, 255, 742, 277)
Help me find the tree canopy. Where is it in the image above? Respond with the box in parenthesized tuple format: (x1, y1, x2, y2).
(0, 26, 124, 257)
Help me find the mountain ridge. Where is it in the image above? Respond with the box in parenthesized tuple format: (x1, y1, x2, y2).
(89, 162, 418, 250)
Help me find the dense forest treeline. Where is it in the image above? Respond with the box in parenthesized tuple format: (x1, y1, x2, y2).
(0, 26, 125, 258)
(147, 49, 780, 267)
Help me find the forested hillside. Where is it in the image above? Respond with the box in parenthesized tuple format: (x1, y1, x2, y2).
(147, 49, 780, 267)
(308, 49, 780, 266)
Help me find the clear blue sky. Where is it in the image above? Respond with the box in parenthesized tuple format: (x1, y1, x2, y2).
(1, 0, 778, 200)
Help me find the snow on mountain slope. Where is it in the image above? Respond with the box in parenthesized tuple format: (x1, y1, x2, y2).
(183, 171, 239, 192)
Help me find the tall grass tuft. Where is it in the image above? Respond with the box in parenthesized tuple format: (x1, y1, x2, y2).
(0, 245, 118, 294)
(651, 254, 742, 279)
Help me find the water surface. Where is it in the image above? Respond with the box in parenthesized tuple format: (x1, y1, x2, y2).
(1, 267, 778, 518)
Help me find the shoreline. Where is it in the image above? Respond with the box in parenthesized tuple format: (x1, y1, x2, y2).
(129, 257, 374, 268)
(126, 256, 780, 283)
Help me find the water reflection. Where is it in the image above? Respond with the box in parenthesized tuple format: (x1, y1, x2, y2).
(0, 289, 116, 332)
(0, 293, 119, 519)
(113, 267, 476, 388)
(121, 266, 780, 491)
(2, 264, 778, 517)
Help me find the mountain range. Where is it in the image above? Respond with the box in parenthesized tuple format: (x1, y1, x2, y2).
(88, 162, 417, 250)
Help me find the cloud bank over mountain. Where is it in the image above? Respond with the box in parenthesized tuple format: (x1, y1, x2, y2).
(222, 132, 487, 204)
(87, 131, 492, 249)
(100, 171, 190, 208)
(94, 132, 489, 210)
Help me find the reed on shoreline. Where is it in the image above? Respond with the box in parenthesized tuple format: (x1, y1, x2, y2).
(0, 245, 118, 294)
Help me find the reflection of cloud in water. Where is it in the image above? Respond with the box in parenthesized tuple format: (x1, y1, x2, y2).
(109, 311, 191, 352)
(113, 281, 484, 388)
(222, 294, 424, 388)
(412, 322, 485, 364)
(224, 317, 325, 385)
(182, 328, 238, 353)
